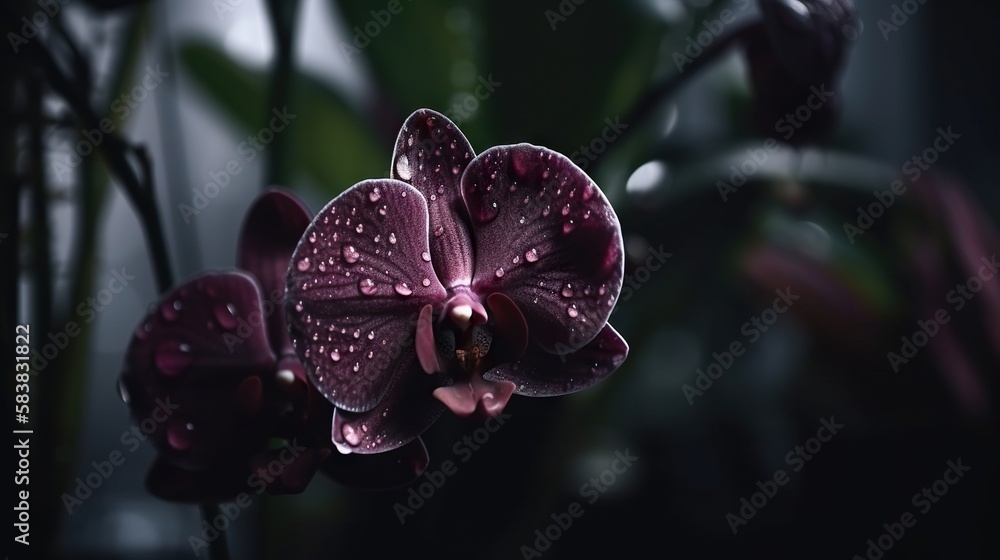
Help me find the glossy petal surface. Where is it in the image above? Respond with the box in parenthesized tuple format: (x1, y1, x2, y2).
(331, 362, 445, 454)
(484, 323, 628, 396)
(238, 189, 312, 355)
(391, 109, 476, 287)
(287, 179, 447, 412)
(121, 272, 277, 468)
(463, 144, 624, 352)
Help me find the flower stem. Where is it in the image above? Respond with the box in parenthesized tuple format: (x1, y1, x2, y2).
(200, 504, 231, 560)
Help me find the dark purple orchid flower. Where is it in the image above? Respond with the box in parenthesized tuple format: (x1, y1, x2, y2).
(119, 190, 429, 501)
(286, 109, 628, 455)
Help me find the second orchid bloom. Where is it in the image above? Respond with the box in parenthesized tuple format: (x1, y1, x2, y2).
(286, 109, 629, 454)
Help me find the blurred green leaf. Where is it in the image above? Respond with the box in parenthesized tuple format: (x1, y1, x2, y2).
(484, 1, 665, 154)
(179, 40, 387, 195)
(331, 0, 491, 143)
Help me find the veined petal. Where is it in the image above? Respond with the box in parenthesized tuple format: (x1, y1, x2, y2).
(391, 109, 476, 287)
(238, 188, 312, 355)
(483, 323, 628, 396)
(463, 144, 624, 352)
(331, 361, 445, 454)
(286, 179, 447, 412)
(120, 272, 277, 469)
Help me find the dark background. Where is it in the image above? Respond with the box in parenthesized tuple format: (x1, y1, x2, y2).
(3, 0, 998, 558)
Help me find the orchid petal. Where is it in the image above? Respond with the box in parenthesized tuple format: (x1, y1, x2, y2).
(238, 189, 312, 355)
(286, 179, 448, 413)
(391, 109, 476, 287)
(331, 362, 445, 454)
(484, 323, 628, 396)
(463, 144, 624, 352)
(120, 272, 276, 468)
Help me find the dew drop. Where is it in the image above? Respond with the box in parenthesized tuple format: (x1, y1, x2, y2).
(561, 204, 571, 216)
(394, 282, 413, 296)
(353, 329, 361, 339)
(422, 278, 431, 287)
(567, 305, 579, 318)
(308, 231, 317, 243)
(343, 424, 361, 446)
(389, 233, 397, 244)
(561, 284, 574, 298)
(495, 267, 505, 278)
(295, 302, 304, 312)
(367, 330, 375, 340)
(396, 155, 412, 180)
(297, 258, 311, 271)
(166, 420, 194, 451)
(356, 223, 364, 234)
(359, 278, 377, 296)
(342, 245, 360, 263)
(214, 303, 238, 330)
(154, 340, 193, 376)
(563, 221, 576, 234)
(330, 350, 341, 362)
(451, 165, 461, 175)
(118, 378, 130, 404)
(318, 261, 327, 272)
(352, 362, 360, 372)
(525, 248, 539, 262)
(433, 226, 445, 237)
(421, 251, 432, 262)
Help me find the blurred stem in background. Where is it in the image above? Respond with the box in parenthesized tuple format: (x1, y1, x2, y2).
(263, 0, 300, 188)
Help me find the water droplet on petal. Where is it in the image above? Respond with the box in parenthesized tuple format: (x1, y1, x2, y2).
(562, 284, 574, 298)
(297, 258, 311, 271)
(342, 424, 361, 446)
(422, 278, 431, 287)
(167, 420, 193, 451)
(567, 305, 579, 318)
(525, 248, 539, 262)
(353, 329, 361, 339)
(433, 226, 445, 237)
(396, 155, 412, 180)
(330, 350, 341, 361)
(394, 282, 413, 296)
(342, 245, 360, 263)
(421, 251, 432, 262)
(495, 267, 505, 278)
(118, 378, 130, 404)
(356, 223, 364, 234)
(367, 331, 375, 340)
(561, 204, 571, 216)
(154, 340, 193, 376)
(451, 165, 461, 175)
(388, 232, 397, 244)
(359, 278, 377, 296)
(214, 303, 238, 330)
(563, 221, 576, 234)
